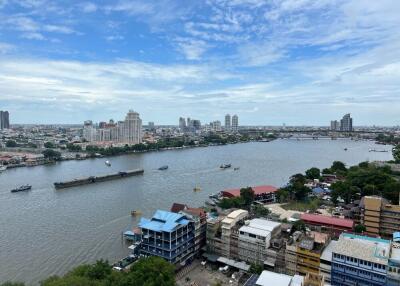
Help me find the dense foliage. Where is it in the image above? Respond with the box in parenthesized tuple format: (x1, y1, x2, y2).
(5, 140, 17, 147)
(219, 187, 255, 209)
(42, 149, 62, 160)
(393, 145, 400, 163)
(44, 142, 55, 149)
(276, 173, 311, 202)
(1, 257, 175, 286)
(305, 167, 321, 180)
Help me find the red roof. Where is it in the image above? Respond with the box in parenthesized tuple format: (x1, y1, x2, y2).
(301, 213, 354, 229)
(222, 185, 278, 197)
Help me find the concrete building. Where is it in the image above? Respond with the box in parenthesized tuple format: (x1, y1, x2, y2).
(123, 110, 142, 144)
(210, 120, 222, 132)
(83, 120, 97, 142)
(138, 210, 195, 266)
(330, 120, 340, 131)
(225, 114, 231, 131)
(340, 113, 353, 132)
(179, 117, 186, 130)
(300, 213, 354, 237)
(232, 114, 239, 131)
(238, 219, 281, 266)
(331, 233, 390, 286)
(0, 110, 10, 129)
(319, 240, 338, 284)
(220, 209, 249, 258)
(388, 239, 400, 286)
(360, 196, 400, 239)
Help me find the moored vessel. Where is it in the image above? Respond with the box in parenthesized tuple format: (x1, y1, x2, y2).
(11, 185, 32, 193)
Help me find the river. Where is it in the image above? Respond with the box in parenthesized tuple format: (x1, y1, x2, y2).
(0, 139, 393, 284)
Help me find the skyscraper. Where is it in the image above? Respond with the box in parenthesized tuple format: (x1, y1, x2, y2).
(179, 117, 186, 130)
(83, 120, 96, 142)
(340, 113, 353, 132)
(123, 110, 142, 144)
(232, 114, 238, 131)
(330, 120, 340, 131)
(0, 110, 10, 129)
(225, 114, 231, 131)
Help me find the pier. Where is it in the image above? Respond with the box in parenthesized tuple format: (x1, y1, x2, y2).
(54, 169, 144, 189)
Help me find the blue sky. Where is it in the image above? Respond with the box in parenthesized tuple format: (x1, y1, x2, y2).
(0, 0, 399, 125)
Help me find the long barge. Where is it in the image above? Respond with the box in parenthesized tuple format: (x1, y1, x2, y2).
(54, 169, 144, 189)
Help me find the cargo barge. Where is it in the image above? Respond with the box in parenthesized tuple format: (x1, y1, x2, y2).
(54, 169, 144, 189)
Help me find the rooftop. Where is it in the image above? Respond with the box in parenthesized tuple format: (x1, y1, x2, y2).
(301, 213, 354, 229)
(138, 210, 190, 232)
(222, 209, 248, 226)
(333, 233, 391, 265)
(255, 270, 292, 286)
(320, 240, 338, 262)
(222, 185, 278, 197)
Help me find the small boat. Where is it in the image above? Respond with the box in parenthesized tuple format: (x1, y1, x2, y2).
(0, 165, 6, 173)
(158, 165, 168, 170)
(131, 210, 142, 216)
(234, 167, 240, 171)
(220, 164, 231, 169)
(105, 160, 111, 167)
(344, 148, 348, 151)
(193, 187, 201, 192)
(11, 185, 32, 193)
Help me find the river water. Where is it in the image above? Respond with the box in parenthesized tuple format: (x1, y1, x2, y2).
(0, 139, 393, 284)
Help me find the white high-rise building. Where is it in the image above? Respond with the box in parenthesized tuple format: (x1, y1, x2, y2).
(232, 114, 238, 131)
(225, 114, 231, 131)
(123, 110, 142, 144)
(83, 120, 97, 142)
(179, 117, 186, 130)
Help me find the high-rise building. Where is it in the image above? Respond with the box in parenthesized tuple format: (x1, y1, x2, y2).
(123, 110, 142, 144)
(210, 120, 222, 132)
(179, 117, 186, 130)
(232, 114, 238, 131)
(340, 113, 353, 132)
(83, 120, 97, 142)
(225, 114, 231, 131)
(330, 120, 340, 131)
(0, 110, 10, 129)
(148, 122, 155, 130)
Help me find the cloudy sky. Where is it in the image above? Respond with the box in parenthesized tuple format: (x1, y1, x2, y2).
(0, 0, 399, 125)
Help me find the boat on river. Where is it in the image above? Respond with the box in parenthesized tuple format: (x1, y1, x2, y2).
(0, 165, 6, 173)
(105, 160, 111, 167)
(158, 165, 168, 170)
(131, 210, 142, 216)
(193, 187, 201, 192)
(11, 185, 32, 193)
(220, 164, 231, 169)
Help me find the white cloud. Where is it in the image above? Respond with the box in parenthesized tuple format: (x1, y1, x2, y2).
(176, 38, 210, 60)
(21, 32, 45, 40)
(80, 2, 97, 13)
(0, 42, 14, 53)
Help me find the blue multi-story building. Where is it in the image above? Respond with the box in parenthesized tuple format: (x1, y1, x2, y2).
(331, 233, 390, 286)
(388, 233, 400, 286)
(138, 210, 195, 266)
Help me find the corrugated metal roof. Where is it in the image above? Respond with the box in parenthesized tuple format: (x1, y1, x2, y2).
(139, 210, 190, 232)
(255, 270, 292, 286)
(301, 213, 354, 228)
(222, 185, 277, 197)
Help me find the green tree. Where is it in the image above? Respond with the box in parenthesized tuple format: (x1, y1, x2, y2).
(394, 145, 400, 163)
(127, 256, 175, 286)
(1, 283, 25, 286)
(305, 167, 321, 180)
(331, 161, 347, 173)
(354, 224, 366, 233)
(253, 204, 271, 217)
(6, 140, 17, 147)
(42, 149, 61, 160)
(44, 142, 55, 148)
(240, 187, 255, 208)
(249, 263, 263, 275)
(291, 220, 306, 233)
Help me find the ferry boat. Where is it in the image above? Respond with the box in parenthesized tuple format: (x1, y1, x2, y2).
(11, 185, 32, 193)
(220, 164, 231, 169)
(158, 165, 168, 170)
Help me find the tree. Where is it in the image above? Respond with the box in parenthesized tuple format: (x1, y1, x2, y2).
(394, 145, 400, 163)
(354, 224, 366, 233)
(331, 161, 347, 174)
(253, 204, 271, 217)
(291, 220, 306, 233)
(305, 167, 321, 180)
(44, 142, 55, 148)
(6, 140, 17, 147)
(42, 149, 61, 160)
(240, 187, 255, 208)
(276, 188, 289, 203)
(249, 263, 263, 274)
(127, 256, 175, 286)
(1, 283, 25, 286)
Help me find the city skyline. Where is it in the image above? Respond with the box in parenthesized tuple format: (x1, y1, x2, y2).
(0, 1, 399, 125)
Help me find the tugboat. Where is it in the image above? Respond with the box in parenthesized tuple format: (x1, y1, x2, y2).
(220, 164, 232, 169)
(105, 160, 111, 167)
(11, 185, 32, 193)
(158, 165, 168, 170)
(131, 210, 142, 216)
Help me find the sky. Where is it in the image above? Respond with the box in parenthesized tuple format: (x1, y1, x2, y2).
(0, 0, 399, 126)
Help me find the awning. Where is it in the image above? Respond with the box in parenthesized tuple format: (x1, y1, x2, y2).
(202, 252, 220, 262)
(217, 257, 250, 271)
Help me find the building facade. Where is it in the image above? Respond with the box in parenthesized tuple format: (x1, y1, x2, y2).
(232, 114, 238, 131)
(331, 234, 389, 286)
(225, 114, 231, 131)
(0, 110, 10, 129)
(361, 196, 400, 239)
(340, 113, 353, 132)
(138, 210, 195, 266)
